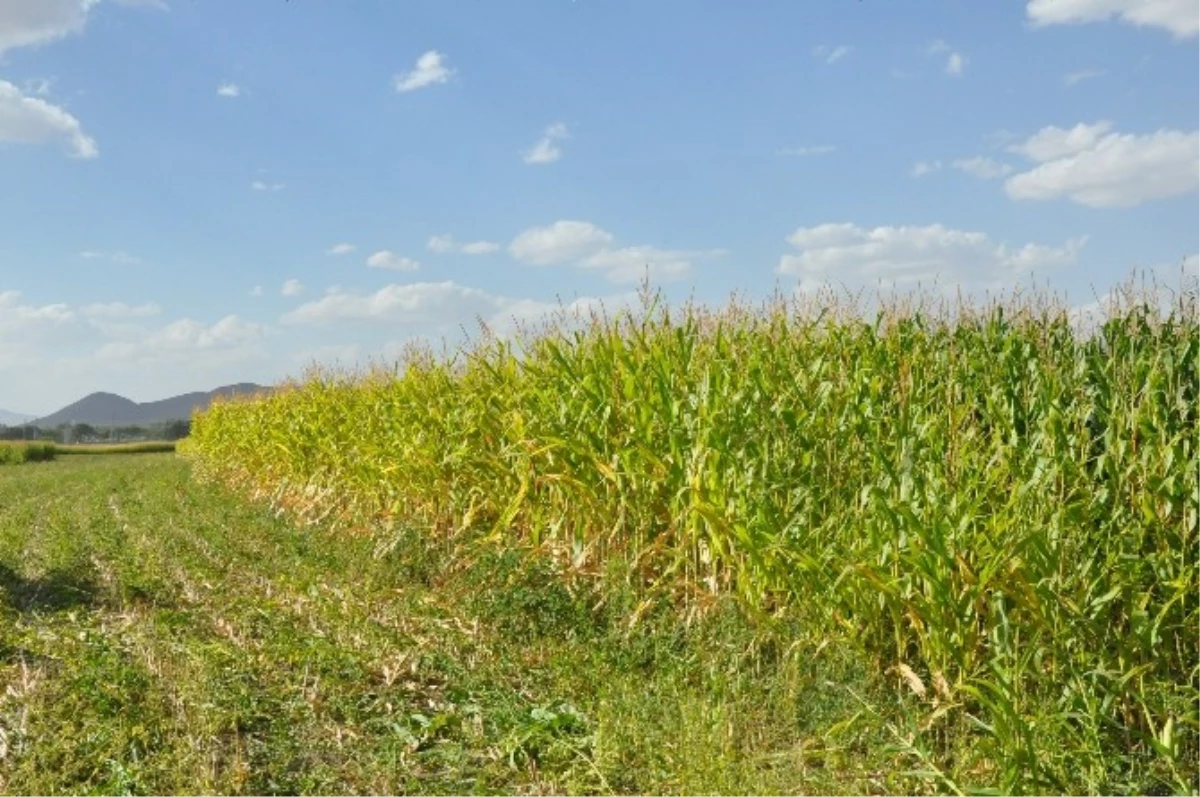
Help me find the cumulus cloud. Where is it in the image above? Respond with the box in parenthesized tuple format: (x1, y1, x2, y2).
(952, 157, 1014, 179)
(0, 79, 98, 158)
(926, 40, 968, 76)
(251, 180, 284, 191)
(249, 285, 264, 297)
(280, 280, 635, 337)
(0, 0, 95, 55)
(394, 50, 454, 93)
(777, 222, 1086, 295)
(282, 281, 501, 326)
(582, 246, 722, 283)
(0, 0, 163, 54)
(1027, 0, 1198, 38)
(81, 301, 160, 318)
(1004, 121, 1199, 207)
(508, 220, 721, 283)
(0, 285, 269, 413)
(281, 279, 305, 297)
(0, 290, 75, 333)
(524, 121, 570, 165)
(1008, 120, 1113, 161)
(216, 83, 241, 97)
(366, 250, 421, 271)
(97, 315, 266, 362)
(427, 234, 500, 255)
(326, 242, 356, 255)
(509, 220, 615, 265)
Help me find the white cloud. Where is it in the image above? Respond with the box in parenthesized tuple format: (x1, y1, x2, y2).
(0, 0, 163, 56)
(1063, 68, 1105, 87)
(0, 0, 95, 55)
(79, 250, 140, 265)
(778, 145, 836, 157)
(326, 242, 356, 255)
(251, 180, 284, 191)
(281, 279, 305, 297)
(216, 83, 241, 97)
(911, 160, 943, 177)
(81, 301, 160, 318)
(97, 315, 266, 362)
(509, 220, 614, 265)
(250, 285, 264, 297)
(394, 50, 454, 93)
(0, 290, 75, 332)
(1027, 0, 1198, 38)
(523, 121, 570, 165)
(524, 138, 561, 165)
(582, 246, 716, 283)
(926, 40, 967, 76)
(0, 286, 269, 413)
(366, 250, 421, 271)
(508, 220, 720, 283)
(777, 222, 1086, 295)
(0, 79, 98, 158)
(427, 234, 500, 255)
(281, 280, 633, 336)
(1008, 120, 1113, 161)
(812, 44, 853, 64)
(1004, 122, 1200, 207)
(952, 156, 1014, 179)
(282, 281, 502, 326)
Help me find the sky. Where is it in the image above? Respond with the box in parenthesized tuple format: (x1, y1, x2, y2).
(0, 0, 1197, 416)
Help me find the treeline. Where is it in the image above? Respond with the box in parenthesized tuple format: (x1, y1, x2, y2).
(0, 419, 191, 444)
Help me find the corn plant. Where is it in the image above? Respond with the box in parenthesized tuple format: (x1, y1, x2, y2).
(184, 275, 1199, 793)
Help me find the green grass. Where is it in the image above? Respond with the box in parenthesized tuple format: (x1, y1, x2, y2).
(184, 280, 1199, 794)
(0, 454, 916, 795)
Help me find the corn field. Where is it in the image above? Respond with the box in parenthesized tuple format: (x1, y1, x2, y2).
(0, 441, 56, 465)
(184, 279, 1199, 793)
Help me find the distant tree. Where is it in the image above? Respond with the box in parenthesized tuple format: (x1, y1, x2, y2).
(72, 423, 98, 442)
(111, 422, 145, 441)
(164, 419, 191, 441)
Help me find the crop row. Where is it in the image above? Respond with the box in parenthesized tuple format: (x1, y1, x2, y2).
(185, 283, 1199, 793)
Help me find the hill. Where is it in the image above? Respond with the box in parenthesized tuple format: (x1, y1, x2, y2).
(33, 383, 271, 428)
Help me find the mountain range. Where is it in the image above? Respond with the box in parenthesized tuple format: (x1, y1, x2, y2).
(0, 384, 273, 428)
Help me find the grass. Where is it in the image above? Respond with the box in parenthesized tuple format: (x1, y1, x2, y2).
(0, 454, 913, 795)
(184, 278, 1199, 794)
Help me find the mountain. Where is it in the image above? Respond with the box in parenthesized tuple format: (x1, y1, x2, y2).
(33, 383, 272, 428)
(0, 409, 35, 426)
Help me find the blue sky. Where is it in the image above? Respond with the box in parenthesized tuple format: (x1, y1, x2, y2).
(1, 0, 1197, 416)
